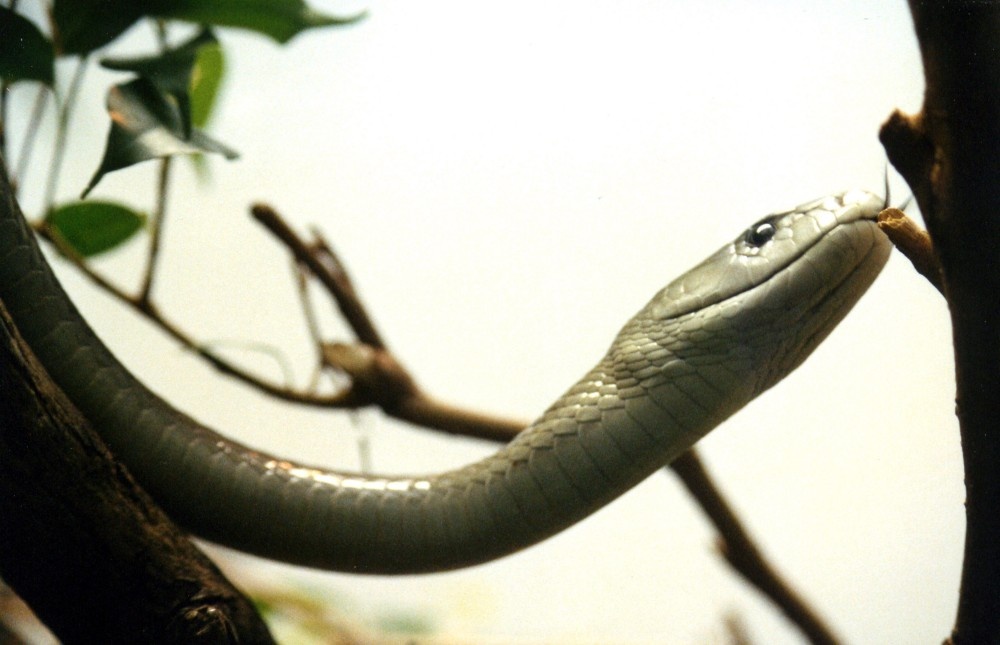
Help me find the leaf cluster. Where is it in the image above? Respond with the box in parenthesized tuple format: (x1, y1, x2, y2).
(1, 0, 363, 257)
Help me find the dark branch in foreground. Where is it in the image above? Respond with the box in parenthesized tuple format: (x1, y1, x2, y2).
(252, 203, 842, 645)
(0, 171, 273, 645)
(881, 4, 1000, 643)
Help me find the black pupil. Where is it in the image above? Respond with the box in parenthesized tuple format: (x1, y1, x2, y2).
(745, 220, 777, 246)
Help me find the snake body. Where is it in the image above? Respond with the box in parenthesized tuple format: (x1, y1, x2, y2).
(0, 180, 890, 573)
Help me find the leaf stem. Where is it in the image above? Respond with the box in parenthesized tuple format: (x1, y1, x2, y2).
(293, 260, 328, 391)
(34, 220, 349, 408)
(43, 57, 87, 212)
(13, 85, 50, 197)
(138, 157, 171, 305)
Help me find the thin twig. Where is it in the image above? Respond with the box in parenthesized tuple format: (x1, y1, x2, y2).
(670, 452, 840, 645)
(35, 222, 136, 303)
(140, 20, 173, 308)
(13, 85, 49, 195)
(292, 261, 328, 391)
(877, 207, 944, 294)
(138, 158, 172, 305)
(0, 81, 9, 163)
(251, 203, 386, 349)
(199, 339, 297, 388)
(34, 223, 353, 409)
(43, 57, 86, 212)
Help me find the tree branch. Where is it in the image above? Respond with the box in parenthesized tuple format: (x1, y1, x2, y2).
(0, 283, 273, 642)
(137, 157, 172, 306)
(880, 4, 1000, 642)
(252, 203, 386, 350)
(33, 221, 355, 408)
(877, 207, 943, 294)
(670, 451, 840, 645)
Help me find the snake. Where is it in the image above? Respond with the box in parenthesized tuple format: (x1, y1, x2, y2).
(0, 175, 891, 574)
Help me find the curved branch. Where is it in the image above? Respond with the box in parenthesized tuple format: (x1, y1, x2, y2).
(252, 203, 386, 349)
(670, 451, 840, 645)
(34, 222, 353, 408)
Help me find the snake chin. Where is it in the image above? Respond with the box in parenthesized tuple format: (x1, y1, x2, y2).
(749, 219, 891, 397)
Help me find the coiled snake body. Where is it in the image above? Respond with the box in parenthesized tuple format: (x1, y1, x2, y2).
(0, 184, 890, 573)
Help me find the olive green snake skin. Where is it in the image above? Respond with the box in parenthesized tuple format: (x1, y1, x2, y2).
(0, 176, 890, 573)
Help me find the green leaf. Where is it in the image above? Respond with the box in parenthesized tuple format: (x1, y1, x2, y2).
(0, 8, 55, 85)
(186, 40, 226, 179)
(190, 40, 225, 128)
(84, 77, 238, 197)
(101, 28, 218, 136)
(146, 0, 367, 43)
(54, 0, 363, 55)
(52, 0, 145, 56)
(46, 201, 146, 257)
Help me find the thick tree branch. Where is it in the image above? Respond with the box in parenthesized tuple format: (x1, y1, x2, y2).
(880, 4, 1000, 643)
(0, 295, 273, 643)
(0, 160, 274, 642)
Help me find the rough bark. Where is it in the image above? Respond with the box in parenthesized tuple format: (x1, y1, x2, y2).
(0, 184, 273, 643)
(881, 3, 1000, 642)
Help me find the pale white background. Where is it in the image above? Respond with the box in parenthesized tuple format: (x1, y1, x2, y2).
(9, 1, 961, 643)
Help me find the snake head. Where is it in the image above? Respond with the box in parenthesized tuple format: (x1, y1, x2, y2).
(647, 190, 890, 322)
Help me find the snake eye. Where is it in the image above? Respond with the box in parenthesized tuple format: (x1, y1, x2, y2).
(744, 218, 778, 247)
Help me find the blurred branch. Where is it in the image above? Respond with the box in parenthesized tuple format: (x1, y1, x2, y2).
(43, 57, 86, 211)
(137, 157, 172, 306)
(252, 204, 385, 349)
(12, 86, 49, 195)
(251, 202, 842, 645)
(33, 221, 355, 408)
(880, 3, 1000, 643)
(0, 81, 8, 163)
(671, 452, 839, 645)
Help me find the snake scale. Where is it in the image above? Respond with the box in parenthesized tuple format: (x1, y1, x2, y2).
(0, 174, 890, 573)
